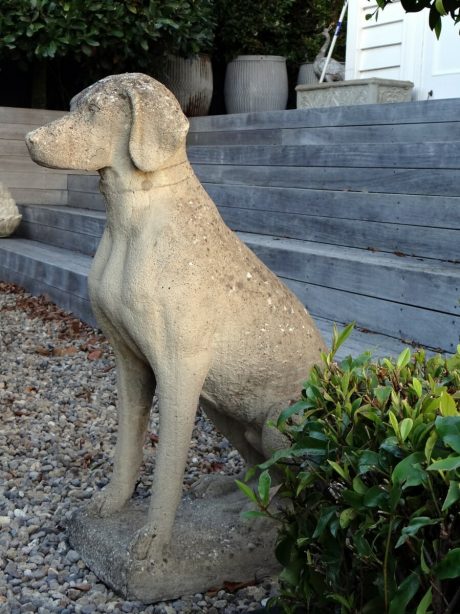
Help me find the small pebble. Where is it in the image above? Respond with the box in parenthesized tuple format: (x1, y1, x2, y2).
(0, 284, 277, 611)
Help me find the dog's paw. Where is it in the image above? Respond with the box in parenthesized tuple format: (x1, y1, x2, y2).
(128, 525, 167, 562)
(85, 486, 129, 517)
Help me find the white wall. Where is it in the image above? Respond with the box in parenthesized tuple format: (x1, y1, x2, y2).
(346, 0, 460, 100)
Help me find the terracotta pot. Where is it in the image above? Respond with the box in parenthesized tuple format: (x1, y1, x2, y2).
(224, 55, 288, 114)
(154, 54, 213, 117)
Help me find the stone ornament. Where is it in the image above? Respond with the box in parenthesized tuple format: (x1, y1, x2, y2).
(25, 73, 326, 601)
(0, 181, 21, 237)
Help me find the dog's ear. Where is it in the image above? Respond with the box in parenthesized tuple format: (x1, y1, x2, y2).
(127, 82, 189, 172)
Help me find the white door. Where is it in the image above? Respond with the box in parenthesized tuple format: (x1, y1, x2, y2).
(418, 17, 460, 100)
(346, 0, 460, 100)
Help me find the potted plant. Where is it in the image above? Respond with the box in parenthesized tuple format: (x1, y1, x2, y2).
(149, 0, 216, 117)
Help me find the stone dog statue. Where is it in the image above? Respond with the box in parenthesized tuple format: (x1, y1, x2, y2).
(26, 73, 325, 563)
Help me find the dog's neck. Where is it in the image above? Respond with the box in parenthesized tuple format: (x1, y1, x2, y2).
(99, 156, 192, 196)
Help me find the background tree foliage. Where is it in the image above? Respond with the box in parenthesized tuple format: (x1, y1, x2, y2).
(367, 0, 460, 37)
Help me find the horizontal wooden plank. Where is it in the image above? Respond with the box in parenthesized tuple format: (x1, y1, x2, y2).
(0, 171, 67, 190)
(195, 165, 459, 196)
(10, 188, 68, 205)
(240, 233, 460, 315)
(0, 156, 70, 175)
(188, 143, 460, 169)
(0, 140, 29, 156)
(204, 184, 460, 229)
(189, 122, 460, 146)
(0, 123, 43, 141)
(67, 174, 100, 193)
(281, 122, 460, 145)
(221, 207, 460, 260)
(286, 279, 459, 353)
(0, 106, 66, 125)
(189, 98, 460, 132)
(67, 190, 105, 211)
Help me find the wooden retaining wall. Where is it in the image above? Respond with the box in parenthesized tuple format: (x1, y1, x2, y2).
(3, 99, 460, 352)
(0, 106, 68, 205)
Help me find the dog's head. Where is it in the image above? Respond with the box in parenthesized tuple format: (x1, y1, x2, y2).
(26, 73, 190, 173)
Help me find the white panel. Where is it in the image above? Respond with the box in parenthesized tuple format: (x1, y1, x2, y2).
(360, 67, 401, 79)
(361, 0, 403, 27)
(361, 21, 403, 49)
(359, 44, 402, 71)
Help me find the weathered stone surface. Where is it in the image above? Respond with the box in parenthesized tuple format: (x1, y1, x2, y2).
(26, 73, 324, 601)
(0, 181, 21, 237)
(67, 487, 279, 603)
(296, 77, 414, 109)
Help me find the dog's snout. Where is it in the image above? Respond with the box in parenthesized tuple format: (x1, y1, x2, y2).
(25, 129, 38, 150)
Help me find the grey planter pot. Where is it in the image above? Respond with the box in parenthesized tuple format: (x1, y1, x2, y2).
(153, 54, 213, 117)
(297, 62, 318, 86)
(224, 55, 288, 114)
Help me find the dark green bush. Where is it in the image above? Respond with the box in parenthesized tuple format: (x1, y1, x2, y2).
(239, 325, 460, 613)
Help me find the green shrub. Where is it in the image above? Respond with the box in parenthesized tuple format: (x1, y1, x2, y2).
(239, 325, 460, 613)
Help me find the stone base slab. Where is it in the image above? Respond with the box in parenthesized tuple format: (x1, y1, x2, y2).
(67, 487, 280, 603)
(296, 77, 414, 109)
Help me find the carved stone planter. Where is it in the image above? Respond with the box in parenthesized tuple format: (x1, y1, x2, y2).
(296, 78, 414, 109)
(224, 55, 288, 114)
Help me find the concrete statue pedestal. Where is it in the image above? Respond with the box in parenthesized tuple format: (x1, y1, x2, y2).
(67, 486, 279, 602)
(296, 77, 414, 109)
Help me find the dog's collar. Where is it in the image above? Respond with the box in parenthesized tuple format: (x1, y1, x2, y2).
(99, 161, 191, 192)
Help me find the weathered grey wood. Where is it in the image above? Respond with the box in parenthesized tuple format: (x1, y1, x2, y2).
(0, 123, 42, 140)
(189, 122, 460, 147)
(220, 207, 460, 260)
(68, 190, 105, 210)
(187, 129, 282, 146)
(11, 188, 68, 206)
(189, 98, 460, 132)
(0, 238, 91, 300)
(188, 143, 460, 169)
(68, 174, 100, 193)
(282, 122, 460, 145)
(0, 171, 67, 190)
(239, 233, 460, 316)
(314, 316, 423, 358)
(0, 106, 66, 125)
(195, 165, 459, 196)
(0, 141, 30, 155)
(285, 279, 459, 353)
(204, 184, 460, 229)
(17, 205, 105, 256)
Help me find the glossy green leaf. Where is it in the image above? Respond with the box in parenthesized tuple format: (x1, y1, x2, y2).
(442, 480, 460, 511)
(339, 507, 356, 529)
(396, 347, 411, 369)
(415, 587, 432, 614)
(327, 460, 349, 481)
(428, 456, 460, 472)
(440, 391, 458, 416)
(392, 452, 426, 488)
(395, 516, 439, 548)
(435, 416, 460, 452)
(400, 418, 414, 442)
(412, 377, 423, 398)
(257, 470, 271, 506)
(388, 410, 400, 436)
(235, 480, 258, 504)
(433, 548, 460, 580)
(389, 572, 420, 614)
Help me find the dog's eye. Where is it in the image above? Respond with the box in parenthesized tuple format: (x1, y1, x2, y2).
(88, 103, 100, 114)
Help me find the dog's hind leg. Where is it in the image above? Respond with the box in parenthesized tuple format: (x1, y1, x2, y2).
(87, 347, 155, 517)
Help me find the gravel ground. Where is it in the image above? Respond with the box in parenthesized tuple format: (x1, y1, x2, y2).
(0, 282, 277, 613)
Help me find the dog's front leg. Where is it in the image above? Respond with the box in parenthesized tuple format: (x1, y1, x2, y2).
(88, 347, 155, 517)
(128, 351, 211, 561)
